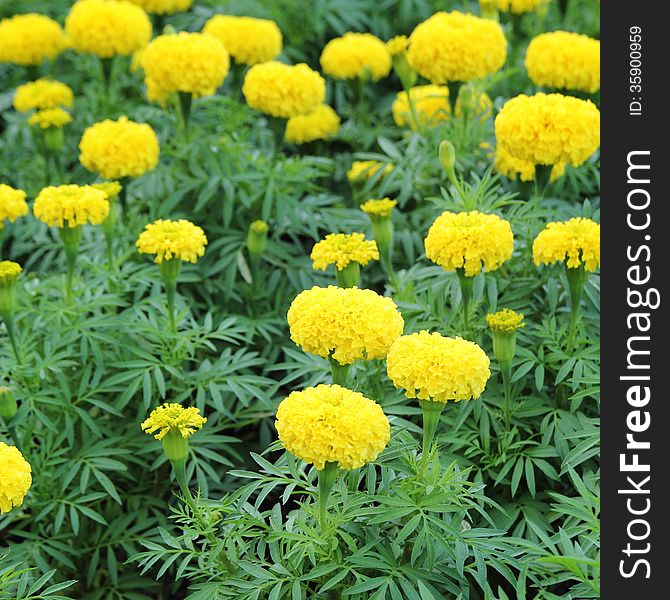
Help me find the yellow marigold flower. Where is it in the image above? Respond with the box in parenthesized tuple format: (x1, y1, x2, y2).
(347, 160, 393, 183)
(141, 403, 206, 440)
(387, 331, 491, 403)
(33, 185, 109, 228)
(0, 184, 28, 229)
(66, 0, 152, 59)
(79, 116, 160, 180)
(127, 0, 192, 15)
(407, 11, 506, 83)
(425, 210, 514, 277)
(386, 35, 409, 56)
(392, 84, 450, 129)
(498, 0, 547, 14)
(28, 108, 72, 129)
(0, 261, 22, 286)
(360, 198, 397, 218)
(311, 233, 379, 271)
(285, 105, 340, 144)
(243, 61, 325, 119)
(287, 285, 404, 365)
(0, 442, 32, 514)
(533, 217, 600, 272)
(320, 32, 391, 81)
(0, 14, 66, 66)
(494, 145, 565, 183)
(486, 308, 525, 333)
(91, 181, 122, 199)
(13, 79, 74, 112)
(203, 15, 282, 66)
(525, 31, 600, 94)
(275, 384, 390, 470)
(495, 93, 600, 167)
(142, 32, 229, 98)
(136, 219, 208, 264)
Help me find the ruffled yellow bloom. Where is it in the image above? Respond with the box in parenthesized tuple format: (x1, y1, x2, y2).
(425, 210, 514, 277)
(360, 198, 397, 218)
(498, 0, 548, 14)
(91, 181, 122, 199)
(142, 32, 229, 98)
(0, 14, 67, 66)
(28, 108, 72, 129)
(320, 32, 391, 81)
(13, 79, 74, 112)
(0, 261, 22, 286)
(0, 442, 32, 514)
(141, 403, 206, 440)
(495, 93, 600, 167)
(407, 11, 506, 83)
(285, 104, 340, 144)
(79, 116, 160, 180)
(526, 31, 600, 94)
(486, 308, 525, 333)
(203, 15, 282, 65)
(33, 185, 109, 228)
(243, 61, 325, 119)
(276, 384, 390, 471)
(387, 331, 491, 403)
(127, 0, 193, 15)
(311, 233, 379, 271)
(386, 35, 409, 56)
(287, 285, 404, 365)
(347, 160, 393, 183)
(0, 185, 28, 229)
(533, 217, 600, 272)
(136, 219, 208, 264)
(66, 0, 152, 59)
(494, 145, 565, 182)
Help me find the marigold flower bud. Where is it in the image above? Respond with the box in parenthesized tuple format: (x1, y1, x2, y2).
(486, 309, 525, 363)
(0, 387, 17, 421)
(246, 220, 268, 262)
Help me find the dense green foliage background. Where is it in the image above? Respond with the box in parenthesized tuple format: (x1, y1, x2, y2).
(1, 0, 600, 598)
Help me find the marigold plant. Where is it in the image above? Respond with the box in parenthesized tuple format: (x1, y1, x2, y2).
(533, 217, 601, 272)
(13, 79, 74, 112)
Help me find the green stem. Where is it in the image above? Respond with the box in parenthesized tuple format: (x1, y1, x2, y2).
(447, 81, 462, 114)
(159, 259, 181, 333)
(267, 116, 286, 155)
(178, 92, 192, 140)
(456, 268, 473, 329)
(317, 462, 339, 533)
(329, 358, 350, 387)
(500, 359, 512, 430)
(566, 264, 586, 351)
(2, 313, 20, 364)
(419, 399, 445, 460)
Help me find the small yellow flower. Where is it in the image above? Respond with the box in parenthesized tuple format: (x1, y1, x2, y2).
(287, 285, 404, 365)
(347, 160, 393, 183)
(0, 442, 32, 514)
(0, 14, 67, 66)
(275, 384, 390, 470)
(0, 184, 28, 229)
(136, 219, 208, 264)
(203, 15, 282, 65)
(141, 32, 230, 98)
(392, 85, 450, 129)
(525, 31, 600, 94)
(285, 105, 340, 144)
(141, 403, 206, 441)
(127, 0, 193, 15)
(495, 93, 600, 167)
(497, 0, 548, 14)
(425, 210, 514, 277)
(79, 116, 160, 180)
(486, 308, 525, 333)
(311, 233, 379, 271)
(386, 35, 409, 56)
(0, 261, 22, 286)
(243, 61, 325, 119)
(66, 0, 152, 59)
(28, 108, 72, 129)
(533, 217, 600, 272)
(387, 331, 491, 403)
(360, 198, 397, 218)
(320, 32, 391, 81)
(33, 185, 110, 228)
(407, 11, 507, 83)
(494, 145, 565, 183)
(13, 79, 74, 112)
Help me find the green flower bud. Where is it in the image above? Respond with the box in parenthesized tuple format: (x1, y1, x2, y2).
(0, 387, 17, 421)
(161, 429, 189, 462)
(246, 220, 268, 262)
(439, 140, 457, 185)
(479, 0, 499, 20)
